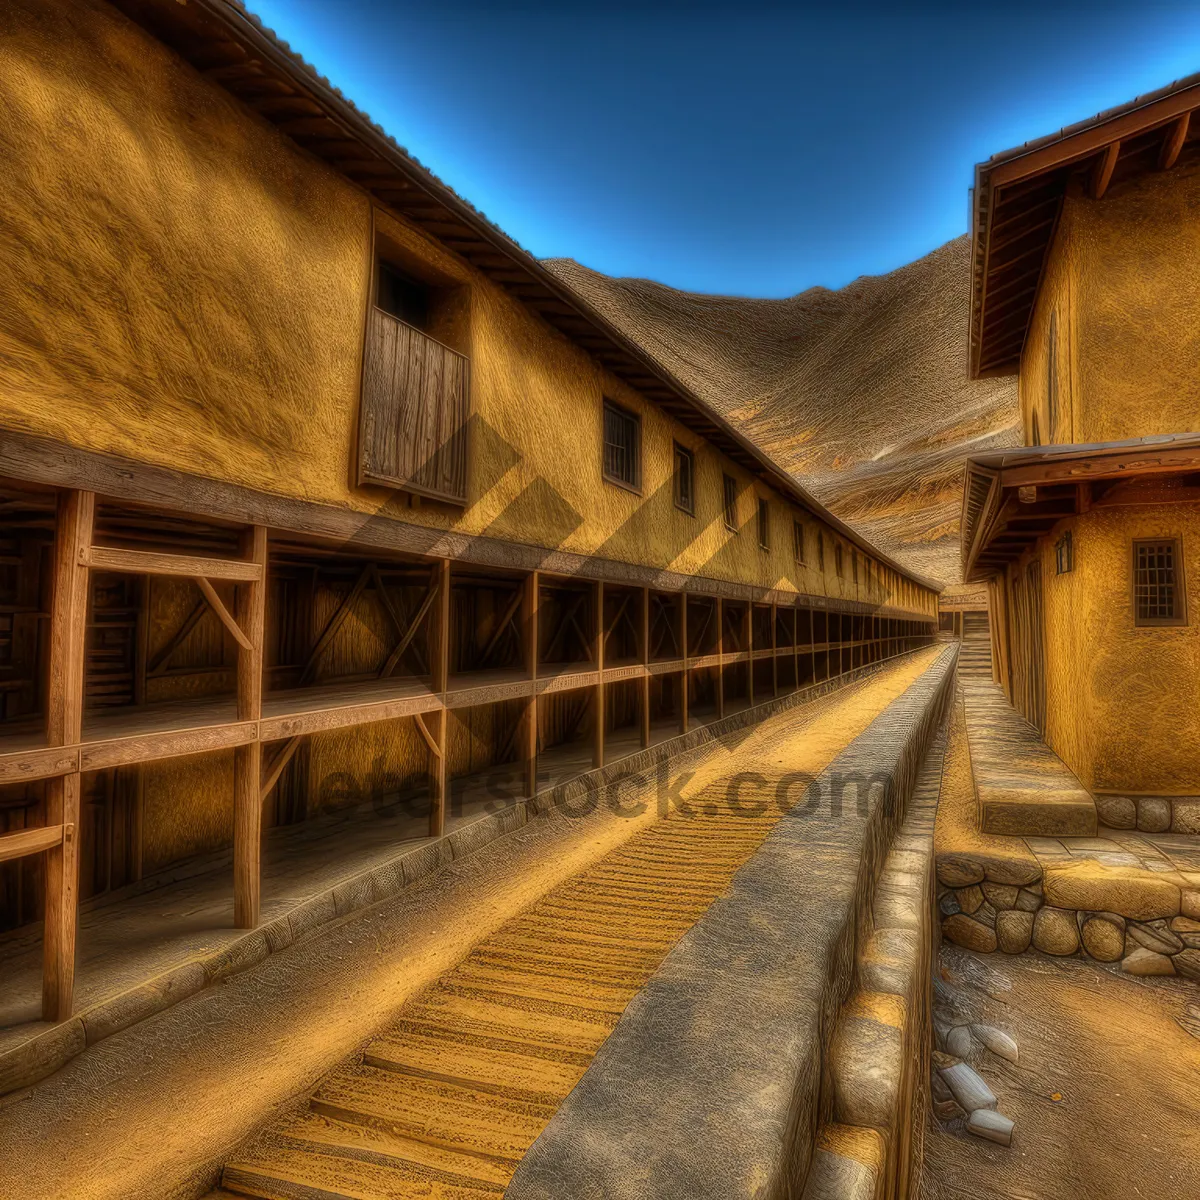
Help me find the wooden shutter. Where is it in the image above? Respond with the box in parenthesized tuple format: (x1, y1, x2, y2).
(359, 308, 470, 503)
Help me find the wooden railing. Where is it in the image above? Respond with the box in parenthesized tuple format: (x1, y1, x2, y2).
(358, 308, 469, 503)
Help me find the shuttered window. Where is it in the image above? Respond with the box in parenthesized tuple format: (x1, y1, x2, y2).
(722, 475, 738, 531)
(602, 400, 641, 490)
(673, 443, 695, 514)
(1133, 538, 1186, 625)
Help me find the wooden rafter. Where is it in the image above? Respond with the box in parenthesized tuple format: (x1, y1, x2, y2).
(1090, 141, 1120, 199)
(1158, 113, 1190, 170)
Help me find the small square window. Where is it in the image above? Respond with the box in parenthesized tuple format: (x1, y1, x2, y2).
(1055, 530, 1073, 575)
(602, 400, 641, 491)
(1133, 538, 1186, 626)
(757, 498, 770, 550)
(793, 520, 805, 564)
(722, 474, 738, 532)
(673, 443, 695, 515)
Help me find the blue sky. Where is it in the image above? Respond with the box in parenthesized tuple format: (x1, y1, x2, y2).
(250, 1, 1200, 297)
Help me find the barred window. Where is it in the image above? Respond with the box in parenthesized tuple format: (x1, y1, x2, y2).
(757, 498, 770, 550)
(1055, 530, 1073, 575)
(722, 474, 738, 531)
(673, 443, 694, 514)
(602, 400, 640, 490)
(793, 520, 805, 564)
(1134, 538, 1186, 626)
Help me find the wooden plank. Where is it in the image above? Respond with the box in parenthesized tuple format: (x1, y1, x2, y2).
(301, 564, 371, 685)
(521, 570, 538, 799)
(79, 718, 257, 771)
(234, 526, 268, 930)
(194, 577, 252, 650)
(0, 744, 78, 785)
(379, 576, 438, 679)
(43, 489, 94, 1023)
(0, 824, 66, 864)
(83, 544, 262, 581)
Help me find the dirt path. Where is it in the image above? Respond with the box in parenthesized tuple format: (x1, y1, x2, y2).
(0, 649, 938, 1200)
(922, 943, 1200, 1200)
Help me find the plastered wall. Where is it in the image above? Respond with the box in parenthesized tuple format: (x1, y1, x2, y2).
(0, 0, 934, 621)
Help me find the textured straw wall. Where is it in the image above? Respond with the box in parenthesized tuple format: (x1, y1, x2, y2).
(0, 0, 933, 619)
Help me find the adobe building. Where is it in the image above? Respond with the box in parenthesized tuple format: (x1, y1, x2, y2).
(961, 74, 1200, 817)
(0, 0, 937, 1028)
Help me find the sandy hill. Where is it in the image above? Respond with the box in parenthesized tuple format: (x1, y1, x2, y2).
(544, 236, 1020, 597)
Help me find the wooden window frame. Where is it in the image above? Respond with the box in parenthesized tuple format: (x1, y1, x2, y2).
(835, 543, 844, 579)
(601, 399, 642, 494)
(1132, 537, 1187, 627)
(757, 497, 770, 551)
(673, 442, 695, 516)
(793, 519, 805, 565)
(722, 474, 738, 532)
(1055, 530, 1073, 575)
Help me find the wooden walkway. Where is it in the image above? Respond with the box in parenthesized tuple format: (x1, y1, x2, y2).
(210, 651, 942, 1200)
(961, 680, 1096, 837)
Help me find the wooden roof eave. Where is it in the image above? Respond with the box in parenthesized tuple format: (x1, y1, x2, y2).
(108, 0, 942, 595)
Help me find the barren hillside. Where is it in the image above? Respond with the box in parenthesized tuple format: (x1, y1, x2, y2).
(545, 236, 1020, 596)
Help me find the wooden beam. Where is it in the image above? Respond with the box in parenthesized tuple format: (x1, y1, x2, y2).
(195, 577, 252, 651)
(413, 712, 442, 759)
(83, 545, 262, 581)
(379, 576, 439, 679)
(259, 736, 304, 803)
(521, 570, 538, 799)
(716, 597, 725, 719)
(233, 526, 267, 930)
(0, 824, 67, 864)
(146, 599, 208, 676)
(301, 564, 371, 685)
(1090, 141, 1120, 200)
(1159, 112, 1190, 170)
(479, 588, 523, 666)
(678, 595, 689, 735)
(640, 587, 651, 749)
(428, 559, 451, 836)
(593, 581, 604, 770)
(43, 488, 94, 1023)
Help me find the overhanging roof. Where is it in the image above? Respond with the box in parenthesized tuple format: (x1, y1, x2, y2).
(960, 433, 1200, 582)
(970, 73, 1200, 379)
(106, 0, 940, 595)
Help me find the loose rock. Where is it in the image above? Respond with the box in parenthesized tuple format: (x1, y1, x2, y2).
(967, 1108, 1014, 1147)
(972, 1024, 1019, 1064)
(1033, 906, 1080, 956)
(981, 882, 1019, 910)
(1172, 798, 1200, 834)
(939, 891, 962, 917)
(939, 1061, 997, 1113)
(1174, 949, 1200, 981)
(955, 885, 984, 915)
(945, 1025, 974, 1059)
(1169, 916, 1200, 933)
(996, 910, 1034, 954)
(1081, 913, 1125, 962)
(943, 914, 998, 953)
(1121, 947, 1176, 976)
(1094, 794, 1137, 829)
(1136, 797, 1172, 833)
(1127, 921, 1184, 955)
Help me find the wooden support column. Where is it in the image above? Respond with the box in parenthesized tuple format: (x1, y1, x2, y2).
(233, 525, 267, 930)
(792, 607, 799, 686)
(520, 570, 539, 799)
(640, 587, 651, 748)
(745, 603, 754, 707)
(593, 581, 604, 769)
(678, 593, 689, 734)
(771, 602, 778, 696)
(716, 597, 725, 719)
(43, 489, 94, 1022)
(428, 558, 451, 837)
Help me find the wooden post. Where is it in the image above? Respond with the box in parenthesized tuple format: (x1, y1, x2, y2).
(429, 558, 451, 837)
(716, 597, 725, 719)
(771, 602, 779, 696)
(43, 489, 94, 1022)
(745, 603, 754, 707)
(521, 570, 538, 799)
(593, 581, 604, 769)
(640, 587, 651, 749)
(678, 593, 689, 734)
(233, 525, 267, 929)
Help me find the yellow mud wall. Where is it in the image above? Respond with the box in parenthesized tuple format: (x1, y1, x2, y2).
(1021, 165, 1200, 447)
(1020, 503, 1200, 793)
(0, 0, 932, 619)
(1018, 204, 1080, 446)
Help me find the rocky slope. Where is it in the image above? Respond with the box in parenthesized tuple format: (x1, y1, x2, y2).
(545, 236, 1020, 597)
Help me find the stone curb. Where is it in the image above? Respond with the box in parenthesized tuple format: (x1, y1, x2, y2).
(506, 644, 956, 1200)
(0, 649, 931, 1098)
